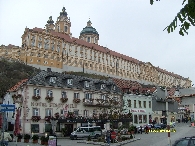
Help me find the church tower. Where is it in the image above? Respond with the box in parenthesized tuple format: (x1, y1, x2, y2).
(45, 16, 55, 31)
(79, 19, 99, 44)
(55, 7, 71, 35)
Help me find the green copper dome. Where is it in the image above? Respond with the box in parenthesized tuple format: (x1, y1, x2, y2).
(80, 20, 99, 36)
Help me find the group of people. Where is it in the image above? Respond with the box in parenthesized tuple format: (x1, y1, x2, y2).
(138, 125, 150, 134)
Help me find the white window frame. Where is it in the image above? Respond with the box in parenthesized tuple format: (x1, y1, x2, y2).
(67, 79, 73, 85)
(85, 93, 92, 100)
(74, 93, 79, 99)
(47, 90, 53, 97)
(85, 81, 89, 87)
(83, 110, 88, 117)
(45, 108, 52, 116)
(33, 108, 39, 116)
(60, 109, 64, 115)
(61, 91, 67, 98)
(49, 77, 56, 83)
(101, 95, 106, 100)
(101, 84, 106, 89)
(113, 85, 116, 90)
(34, 88, 40, 96)
(73, 110, 79, 116)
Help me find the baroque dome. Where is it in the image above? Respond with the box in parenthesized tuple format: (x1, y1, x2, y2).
(80, 20, 99, 36)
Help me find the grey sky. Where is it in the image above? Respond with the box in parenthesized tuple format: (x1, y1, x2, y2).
(0, 0, 195, 85)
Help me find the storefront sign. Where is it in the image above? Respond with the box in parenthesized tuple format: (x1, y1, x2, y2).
(131, 109, 146, 113)
(31, 102, 77, 108)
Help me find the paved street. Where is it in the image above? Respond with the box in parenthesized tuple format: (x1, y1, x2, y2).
(8, 123, 195, 146)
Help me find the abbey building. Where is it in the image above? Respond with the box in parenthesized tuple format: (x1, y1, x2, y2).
(0, 7, 191, 88)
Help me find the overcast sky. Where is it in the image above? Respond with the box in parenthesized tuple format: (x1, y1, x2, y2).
(0, 0, 195, 85)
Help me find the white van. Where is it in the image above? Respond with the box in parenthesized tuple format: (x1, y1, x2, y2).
(70, 126, 102, 140)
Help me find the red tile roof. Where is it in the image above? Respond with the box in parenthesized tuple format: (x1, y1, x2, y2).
(8, 79, 28, 92)
(112, 78, 156, 94)
(167, 88, 176, 97)
(29, 27, 186, 80)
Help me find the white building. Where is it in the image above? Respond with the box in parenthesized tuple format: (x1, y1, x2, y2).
(123, 94, 152, 126)
(6, 70, 133, 135)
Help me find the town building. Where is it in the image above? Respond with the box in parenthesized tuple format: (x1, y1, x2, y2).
(2, 70, 133, 135)
(123, 94, 153, 126)
(0, 6, 191, 88)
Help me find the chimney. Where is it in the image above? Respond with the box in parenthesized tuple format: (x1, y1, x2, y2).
(47, 68, 51, 72)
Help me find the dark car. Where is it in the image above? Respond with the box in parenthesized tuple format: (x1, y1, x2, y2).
(173, 136, 195, 146)
(160, 123, 167, 129)
(153, 124, 162, 129)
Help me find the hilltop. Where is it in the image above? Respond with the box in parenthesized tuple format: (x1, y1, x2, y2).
(0, 58, 40, 98)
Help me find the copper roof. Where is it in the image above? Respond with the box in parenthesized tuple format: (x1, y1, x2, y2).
(8, 79, 28, 92)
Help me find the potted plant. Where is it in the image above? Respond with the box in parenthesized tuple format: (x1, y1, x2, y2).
(32, 134, 39, 143)
(17, 134, 23, 142)
(128, 125, 135, 134)
(40, 136, 45, 145)
(61, 128, 67, 137)
(44, 136, 49, 145)
(24, 134, 30, 143)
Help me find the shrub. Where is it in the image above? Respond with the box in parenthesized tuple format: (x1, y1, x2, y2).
(17, 134, 23, 139)
(32, 135, 39, 140)
(24, 134, 30, 139)
(87, 135, 91, 141)
(40, 136, 45, 141)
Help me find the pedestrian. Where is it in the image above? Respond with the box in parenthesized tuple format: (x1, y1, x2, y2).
(0, 130, 12, 146)
(140, 126, 142, 134)
(106, 130, 111, 145)
(134, 126, 137, 134)
(146, 126, 149, 134)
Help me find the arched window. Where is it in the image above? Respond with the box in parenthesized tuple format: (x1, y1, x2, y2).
(58, 26, 60, 32)
(87, 37, 90, 42)
(64, 26, 67, 32)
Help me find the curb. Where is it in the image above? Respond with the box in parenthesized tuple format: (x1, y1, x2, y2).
(77, 138, 141, 146)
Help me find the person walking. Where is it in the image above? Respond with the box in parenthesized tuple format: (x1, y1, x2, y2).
(0, 130, 12, 146)
(106, 130, 111, 146)
(140, 126, 142, 134)
(145, 126, 149, 134)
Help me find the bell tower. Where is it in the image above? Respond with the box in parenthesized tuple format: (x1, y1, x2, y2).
(45, 16, 55, 31)
(55, 7, 71, 35)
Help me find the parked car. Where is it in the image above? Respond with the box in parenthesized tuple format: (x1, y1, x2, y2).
(172, 136, 195, 146)
(70, 126, 102, 140)
(160, 123, 167, 129)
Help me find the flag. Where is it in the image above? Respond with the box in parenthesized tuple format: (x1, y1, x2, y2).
(64, 105, 68, 117)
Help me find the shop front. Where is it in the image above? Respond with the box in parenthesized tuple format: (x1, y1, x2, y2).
(130, 109, 151, 126)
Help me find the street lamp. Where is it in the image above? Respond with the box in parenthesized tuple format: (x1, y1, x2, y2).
(165, 88, 171, 146)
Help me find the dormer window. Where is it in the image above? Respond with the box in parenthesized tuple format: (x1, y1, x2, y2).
(101, 95, 106, 100)
(34, 88, 40, 96)
(67, 79, 73, 85)
(49, 77, 56, 84)
(101, 84, 106, 89)
(113, 97, 118, 101)
(85, 81, 89, 88)
(113, 85, 116, 90)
